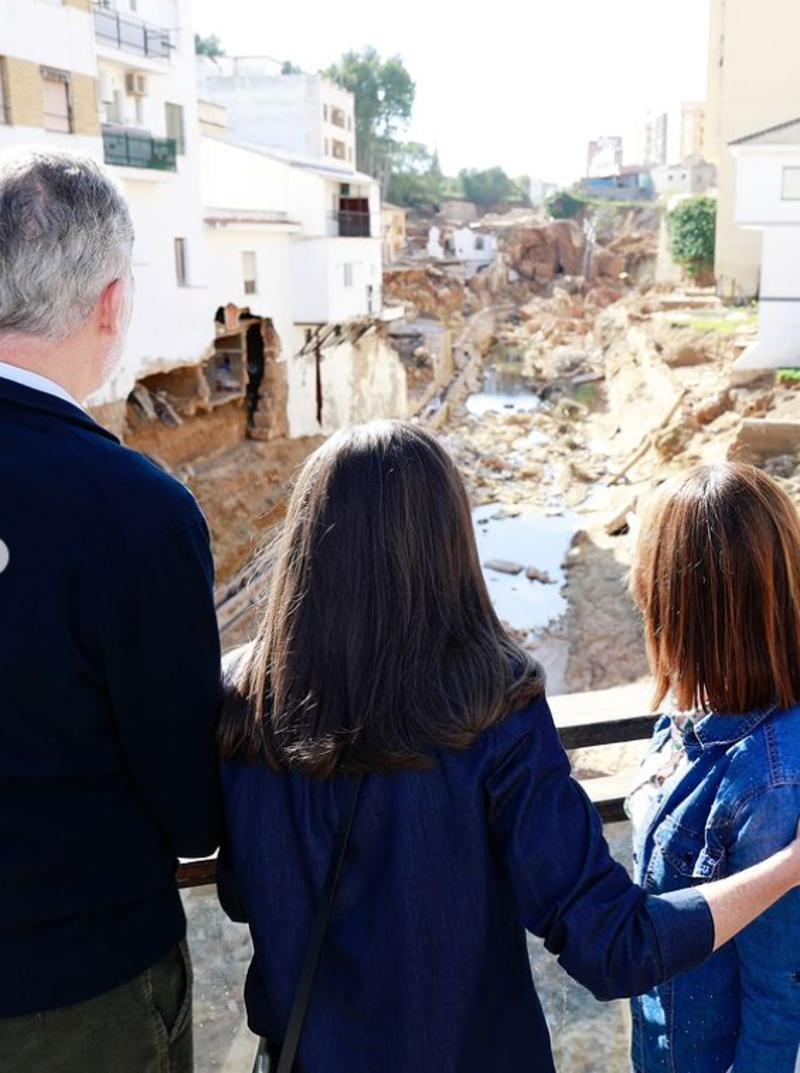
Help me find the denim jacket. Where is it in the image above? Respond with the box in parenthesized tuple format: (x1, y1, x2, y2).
(631, 704, 800, 1073)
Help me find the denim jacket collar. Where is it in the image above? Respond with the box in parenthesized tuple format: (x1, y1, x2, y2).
(684, 704, 776, 751)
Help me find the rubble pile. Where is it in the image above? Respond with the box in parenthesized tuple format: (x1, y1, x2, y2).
(383, 265, 468, 322)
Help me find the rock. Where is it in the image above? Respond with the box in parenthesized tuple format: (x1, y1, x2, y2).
(663, 340, 714, 368)
(484, 559, 524, 575)
(729, 419, 800, 463)
(594, 250, 627, 280)
(763, 454, 797, 479)
(526, 565, 556, 584)
(693, 390, 734, 426)
(655, 420, 694, 461)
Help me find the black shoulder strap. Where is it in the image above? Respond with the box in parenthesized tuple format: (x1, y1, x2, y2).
(276, 774, 363, 1073)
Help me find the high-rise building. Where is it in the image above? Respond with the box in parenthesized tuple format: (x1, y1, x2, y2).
(680, 102, 706, 163)
(586, 135, 623, 178)
(705, 0, 800, 298)
(642, 112, 668, 167)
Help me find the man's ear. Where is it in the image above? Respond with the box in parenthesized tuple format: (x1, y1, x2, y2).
(97, 278, 125, 336)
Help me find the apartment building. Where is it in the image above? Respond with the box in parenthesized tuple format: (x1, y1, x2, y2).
(641, 112, 668, 168)
(196, 57, 357, 168)
(0, 0, 101, 155)
(681, 102, 706, 164)
(705, 0, 800, 299)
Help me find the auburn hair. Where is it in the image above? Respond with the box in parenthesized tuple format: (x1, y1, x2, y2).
(218, 420, 544, 775)
(630, 462, 800, 715)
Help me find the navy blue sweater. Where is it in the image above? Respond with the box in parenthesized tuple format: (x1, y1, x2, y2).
(0, 377, 223, 1017)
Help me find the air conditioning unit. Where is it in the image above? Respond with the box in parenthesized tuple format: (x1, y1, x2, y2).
(125, 72, 149, 98)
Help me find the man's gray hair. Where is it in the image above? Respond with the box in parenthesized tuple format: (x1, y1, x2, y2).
(0, 147, 134, 341)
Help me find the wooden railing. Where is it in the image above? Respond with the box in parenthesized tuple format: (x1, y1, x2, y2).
(177, 689, 658, 889)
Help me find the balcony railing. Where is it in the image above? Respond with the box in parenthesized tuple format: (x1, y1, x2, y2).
(93, 3, 173, 60)
(102, 127, 177, 171)
(329, 210, 374, 238)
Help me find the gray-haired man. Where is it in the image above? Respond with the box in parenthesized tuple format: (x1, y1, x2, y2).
(0, 148, 222, 1071)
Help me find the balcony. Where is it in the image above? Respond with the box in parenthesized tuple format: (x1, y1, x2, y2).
(93, 3, 173, 61)
(328, 210, 374, 238)
(102, 127, 177, 172)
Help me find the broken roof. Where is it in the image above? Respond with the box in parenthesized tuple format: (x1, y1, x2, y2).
(730, 117, 800, 147)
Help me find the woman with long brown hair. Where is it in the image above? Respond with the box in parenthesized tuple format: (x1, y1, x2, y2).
(628, 462, 800, 1072)
(218, 425, 800, 1073)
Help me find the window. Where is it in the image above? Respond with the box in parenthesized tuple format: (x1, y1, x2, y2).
(165, 103, 185, 155)
(347, 147, 353, 162)
(0, 59, 7, 125)
(324, 138, 329, 156)
(242, 251, 257, 295)
(174, 238, 188, 286)
(323, 104, 328, 121)
(782, 167, 800, 201)
(331, 139, 346, 160)
(343, 263, 353, 288)
(331, 106, 345, 129)
(41, 68, 71, 133)
(347, 115, 352, 131)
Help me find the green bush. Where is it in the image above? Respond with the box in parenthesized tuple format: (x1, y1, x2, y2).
(667, 196, 717, 279)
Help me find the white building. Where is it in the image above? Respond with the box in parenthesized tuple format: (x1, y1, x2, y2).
(92, 0, 213, 413)
(196, 57, 357, 168)
(653, 157, 717, 197)
(731, 118, 800, 370)
(642, 111, 669, 168)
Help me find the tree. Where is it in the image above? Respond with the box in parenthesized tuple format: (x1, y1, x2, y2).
(325, 48, 415, 190)
(194, 34, 225, 58)
(388, 143, 446, 208)
(668, 196, 717, 280)
(281, 60, 303, 74)
(458, 167, 519, 209)
(546, 190, 585, 220)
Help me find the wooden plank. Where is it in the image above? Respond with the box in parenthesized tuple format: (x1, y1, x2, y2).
(584, 773, 636, 825)
(178, 857, 217, 889)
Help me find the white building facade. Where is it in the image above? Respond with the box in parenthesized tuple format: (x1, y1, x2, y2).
(196, 58, 357, 168)
(732, 119, 800, 369)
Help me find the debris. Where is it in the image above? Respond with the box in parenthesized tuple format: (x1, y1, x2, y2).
(526, 566, 556, 584)
(730, 419, 800, 463)
(484, 560, 524, 575)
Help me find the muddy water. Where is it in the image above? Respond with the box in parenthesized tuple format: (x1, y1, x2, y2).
(465, 358, 542, 417)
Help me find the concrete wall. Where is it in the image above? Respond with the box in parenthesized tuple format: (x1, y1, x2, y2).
(291, 237, 382, 324)
(287, 326, 408, 438)
(734, 145, 800, 226)
(705, 0, 800, 299)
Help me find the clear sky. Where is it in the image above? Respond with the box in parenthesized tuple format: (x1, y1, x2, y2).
(192, 0, 711, 186)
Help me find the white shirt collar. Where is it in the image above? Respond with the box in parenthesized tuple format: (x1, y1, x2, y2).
(0, 360, 84, 411)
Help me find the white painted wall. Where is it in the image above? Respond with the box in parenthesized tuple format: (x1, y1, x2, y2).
(453, 227, 498, 264)
(0, 0, 96, 76)
(733, 146, 800, 226)
(733, 144, 800, 369)
(195, 64, 355, 165)
(91, 0, 215, 404)
(287, 326, 408, 438)
(291, 237, 382, 324)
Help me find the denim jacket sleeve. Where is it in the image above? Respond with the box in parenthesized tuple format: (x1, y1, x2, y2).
(487, 698, 715, 1001)
(728, 784, 800, 1073)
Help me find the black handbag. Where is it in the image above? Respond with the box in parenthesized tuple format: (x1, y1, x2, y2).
(251, 775, 363, 1073)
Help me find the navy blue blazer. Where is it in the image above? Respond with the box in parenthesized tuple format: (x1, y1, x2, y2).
(0, 377, 223, 1016)
(219, 691, 715, 1073)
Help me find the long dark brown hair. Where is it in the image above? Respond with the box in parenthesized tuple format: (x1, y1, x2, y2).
(219, 420, 544, 774)
(630, 462, 800, 715)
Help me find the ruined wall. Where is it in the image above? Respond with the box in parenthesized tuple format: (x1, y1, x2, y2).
(286, 327, 409, 438)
